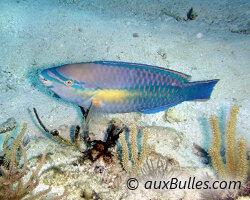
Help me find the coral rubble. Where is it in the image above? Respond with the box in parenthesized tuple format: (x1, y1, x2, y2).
(0, 118, 16, 134)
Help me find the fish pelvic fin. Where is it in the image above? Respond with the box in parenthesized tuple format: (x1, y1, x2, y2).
(184, 79, 219, 101)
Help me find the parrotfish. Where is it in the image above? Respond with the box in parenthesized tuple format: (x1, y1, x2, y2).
(40, 61, 219, 114)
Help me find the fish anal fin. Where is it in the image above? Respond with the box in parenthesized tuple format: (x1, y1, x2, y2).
(193, 98, 210, 102)
(139, 102, 179, 114)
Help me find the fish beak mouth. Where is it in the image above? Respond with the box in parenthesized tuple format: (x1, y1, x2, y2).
(40, 75, 52, 87)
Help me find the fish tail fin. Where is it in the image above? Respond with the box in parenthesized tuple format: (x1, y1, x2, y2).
(184, 79, 219, 101)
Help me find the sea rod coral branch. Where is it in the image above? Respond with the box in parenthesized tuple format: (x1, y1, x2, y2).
(225, 105, 239, 177)
(119, 124, 152, 175)
(208, 105, 248, 183)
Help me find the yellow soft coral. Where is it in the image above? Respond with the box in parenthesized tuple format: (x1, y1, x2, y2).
(209, 105, 248, 183)
(119, 124, 153, 175)
(225, 105, 239, 177)
(208, 116, 226, 178)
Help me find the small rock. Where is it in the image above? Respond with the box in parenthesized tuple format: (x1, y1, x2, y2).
(125, 20, 131, 26)
(164, 108, 183, 123)
(157, 49, 167, 59)
(94, 165, 104, 173)
(133, 33, 139, 37)
(145, 126, 184, 151)
(196, 32, 203, 39)
(0, 117, 16, 134)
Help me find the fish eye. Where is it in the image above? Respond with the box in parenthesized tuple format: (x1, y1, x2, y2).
(64, 80, 74, 86)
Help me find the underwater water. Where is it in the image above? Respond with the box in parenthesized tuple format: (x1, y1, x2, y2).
(0, 0, 249, 199)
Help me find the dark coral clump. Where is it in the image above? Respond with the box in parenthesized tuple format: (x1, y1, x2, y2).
(81, 119, 124, 163)
(187, 7, 198, 20)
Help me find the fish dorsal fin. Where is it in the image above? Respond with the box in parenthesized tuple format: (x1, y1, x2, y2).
(94, 61, 192, 81)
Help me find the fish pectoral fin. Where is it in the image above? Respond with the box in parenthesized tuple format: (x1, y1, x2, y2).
(91, 95, 103, 107)
(139, 102, 179, 114)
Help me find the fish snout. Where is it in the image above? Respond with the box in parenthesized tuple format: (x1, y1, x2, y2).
(39, 74, 52, 87)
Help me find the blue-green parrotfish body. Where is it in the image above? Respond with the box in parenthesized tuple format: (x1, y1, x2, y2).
(40, 61, 219, 114)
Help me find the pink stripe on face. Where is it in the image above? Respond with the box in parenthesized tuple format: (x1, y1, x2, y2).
(47, 71, 64, 83)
